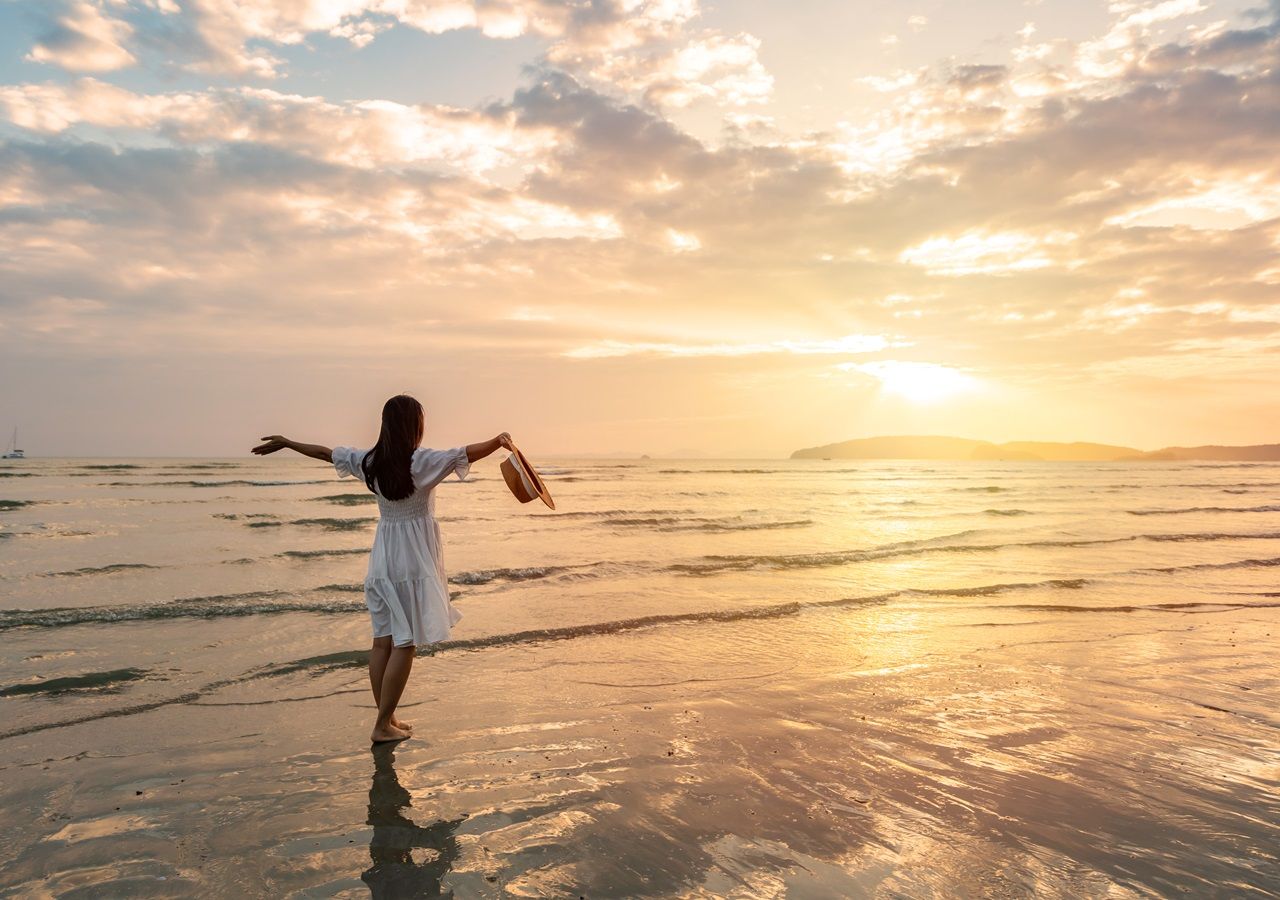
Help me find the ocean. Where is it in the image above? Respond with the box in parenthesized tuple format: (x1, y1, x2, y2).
(1, 456, 1277, 896)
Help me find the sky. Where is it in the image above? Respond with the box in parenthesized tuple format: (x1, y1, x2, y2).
(0, 0, 1278, 457)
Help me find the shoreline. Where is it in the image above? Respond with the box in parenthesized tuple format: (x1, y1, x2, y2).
(2, 591, 1277, 896)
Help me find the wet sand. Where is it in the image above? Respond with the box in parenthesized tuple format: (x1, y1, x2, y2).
(2, 595, 1277, 896)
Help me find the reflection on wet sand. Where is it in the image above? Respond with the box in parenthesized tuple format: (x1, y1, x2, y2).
(363, 744, 466, 898)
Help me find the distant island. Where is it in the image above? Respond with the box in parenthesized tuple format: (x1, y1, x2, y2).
(790, 435, 1280, 462)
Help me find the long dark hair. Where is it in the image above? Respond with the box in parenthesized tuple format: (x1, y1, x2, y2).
(360, 394, 424, 501)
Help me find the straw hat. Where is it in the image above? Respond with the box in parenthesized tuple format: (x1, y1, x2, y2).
(500, 442, 555, 510)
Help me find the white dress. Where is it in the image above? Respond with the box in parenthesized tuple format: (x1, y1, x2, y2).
(331, 445, 470, 648)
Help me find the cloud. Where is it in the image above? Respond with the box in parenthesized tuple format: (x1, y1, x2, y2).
(1075, 0, 1208, 79)
(563, 335, 893, 359)
(1104, 174, 1280, 230)
(950, 64, 1009, 93)
(571, 32, 774, 108)
(0, 79, 557, 176)
(899, 230, 1078, 275)
(0, 137, 633, 361)
(16, 0, 771, 112)
(26, 0, 137, 72)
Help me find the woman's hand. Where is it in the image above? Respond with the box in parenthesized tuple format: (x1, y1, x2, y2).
(252, 435, 292, 455)
(496, 432, 514, 451)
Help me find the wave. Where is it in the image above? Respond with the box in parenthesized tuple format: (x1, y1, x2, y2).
(234, 516, 377, 531)
(447, 562, 632, 585)
(289, 517, 376, 531)
(306, 582, 460, 600)
(276, 548, 367, 559)
(983, 508, 1032, 516)
(0, 570, 1085, 636)
(429, 602, 819, 654)
(4, 569, 1275, 742)
(670, 530, 1280, 576)
(658, 468, 782, 475)
(41, 563, 160, 578)
(251, 577, 1102, 675)
(1127, 504, 1280, 516)
(1144, 531, 1280, 542)
(449, 565, 582, 585)
(213, 512, 277, 520)
(251, 602, 825, 677)
(679, 519, 812, 532)
(550, 508, 697, 519)
(103, 479, 331, 487)
(983, 599, 1280, 614)
(1141, 556, 1280, 573)
(1182, 481, 1280, 488)
(312, 493, 376, 505)
(0, 667, 149, 697)
(79, 464, 143, 470)
(601, 515, 712, 525)
(0, 499, 34, 510)
(908, 578, 1089, 597)
(1, 526, 94, 540)
(959, 486, 1009, 493)
(168, 469, 244, 475)
(669, 536, 1075, 576)
(599, 514, 810, 532)
(0, 592, 365, 630)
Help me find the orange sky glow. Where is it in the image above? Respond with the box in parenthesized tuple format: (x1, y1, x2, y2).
(0, 0, 1277, 456)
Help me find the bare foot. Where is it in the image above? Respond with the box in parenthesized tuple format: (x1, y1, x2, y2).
(371, 723, 411, 744)
(391, 717, 413, 732)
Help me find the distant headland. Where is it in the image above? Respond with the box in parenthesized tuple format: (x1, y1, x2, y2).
(790, 435, 1280, 462)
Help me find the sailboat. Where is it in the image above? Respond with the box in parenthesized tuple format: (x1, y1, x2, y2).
(2, 427, 23, 459)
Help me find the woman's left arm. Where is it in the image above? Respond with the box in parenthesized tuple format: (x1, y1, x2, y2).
(252, 435, 333, 463)
(465, 432, 513, 463)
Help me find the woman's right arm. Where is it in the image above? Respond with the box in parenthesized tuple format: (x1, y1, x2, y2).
(251, 435, 333, 463)
(465, 432, 514, 463)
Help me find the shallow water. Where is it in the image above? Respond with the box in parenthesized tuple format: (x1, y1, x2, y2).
(0, 456, 1277, 896)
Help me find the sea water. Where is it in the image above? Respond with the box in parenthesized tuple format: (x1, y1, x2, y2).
(0, 456, 1277, 894)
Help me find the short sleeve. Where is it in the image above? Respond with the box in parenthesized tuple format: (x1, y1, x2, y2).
(411, 446, 470, 490)
(332, 446, 368, 479)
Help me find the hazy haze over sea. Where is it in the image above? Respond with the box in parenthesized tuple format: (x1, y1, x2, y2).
(0, 456, 1277, 895)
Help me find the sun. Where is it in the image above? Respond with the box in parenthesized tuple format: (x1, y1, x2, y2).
(842, 360, 980, 404)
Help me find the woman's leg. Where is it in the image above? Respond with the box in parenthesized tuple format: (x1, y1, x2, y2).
(371, 645, 415, 743)
(369, 636, 392, 704)
(371, 636, 414, 733)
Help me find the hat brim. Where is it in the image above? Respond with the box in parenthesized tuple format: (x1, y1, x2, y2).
(504, 445, 556, 510)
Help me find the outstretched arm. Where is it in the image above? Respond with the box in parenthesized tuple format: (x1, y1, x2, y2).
(252, 435, 332, 463)
(466, 432, 513, 463)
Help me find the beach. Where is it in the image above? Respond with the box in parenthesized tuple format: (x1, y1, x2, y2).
(1, 458, 1278, 896)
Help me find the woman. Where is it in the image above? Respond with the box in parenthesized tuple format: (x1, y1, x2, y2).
(252, 394, 512, 743)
